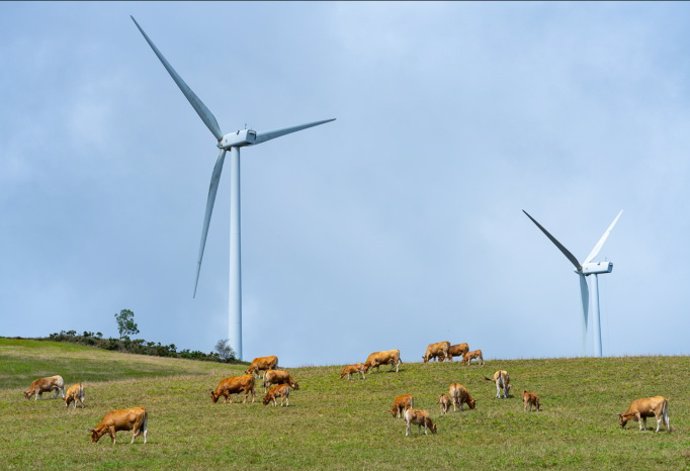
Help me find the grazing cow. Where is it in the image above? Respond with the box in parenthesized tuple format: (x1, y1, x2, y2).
(23, 375, 65, 400)
(463, 349, 484, 366)
(422, 341, 451, 363)
(404, 406, 437, 436)
(484, 370, 511, 399)
(339, 363, 368, 380)
(64, 383, 85, 409)
(263, 384, 292, 407)
(210, 374, 256, 404)
(364, 349, 402, 373)
(263, 369, 299, 390)
(245, 355, 279, 378)
(522, 390, 541, 412)
(449, 383, 476, 411)
(390, 393, 414, 418)
(447, 343, 469, 361)
(90, 407, 148, 444)
(439, 393, 452, 415)
(619, 396, 670, 432)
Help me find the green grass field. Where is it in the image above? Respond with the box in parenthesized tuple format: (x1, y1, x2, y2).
(1, 338, 689, 470)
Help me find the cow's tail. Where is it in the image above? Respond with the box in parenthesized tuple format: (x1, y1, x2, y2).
(142, 410, 149, 434)
(483, 376, 493, 381)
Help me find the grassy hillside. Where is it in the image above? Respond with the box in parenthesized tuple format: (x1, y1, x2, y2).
(1, 339, 689, 470)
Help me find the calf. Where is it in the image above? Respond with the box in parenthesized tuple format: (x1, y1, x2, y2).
(90, 407, 148, 444)
(263, 384, 292, 407)
(447, 343, 469, 361)
(522, 390, 541, 412)
(245, 355, 279, 378)
(64, 383, 85, 409)
(422, 341, 450, 363)
(390, 393, 414, 418)
(449, 383, 476, 411)
(619, 396, 670, 432)
(463, 349, 484, 366)
(439, 393, 452, 415)
(484, 370, 511, 399)
(339, 363, 368, 380)
(210, 374, 256, 403)
(24, 375, 65, 400)
(263, 369, 300, 390)
(404, 406, 437, 436)
(364, 349, 402, 373)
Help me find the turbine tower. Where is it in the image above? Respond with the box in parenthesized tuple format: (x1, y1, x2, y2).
(131, 17, 335, 360)
(522, 209, 622, 357)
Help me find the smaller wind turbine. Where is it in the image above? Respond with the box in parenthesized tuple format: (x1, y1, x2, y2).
(523, 209, 623, 357)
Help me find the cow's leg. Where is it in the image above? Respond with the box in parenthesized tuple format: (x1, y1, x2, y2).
(131, 428, 140, 444)
(109, 426, 117, 444)
(655, 416, 661, 433)
(638, 413, 645, 431)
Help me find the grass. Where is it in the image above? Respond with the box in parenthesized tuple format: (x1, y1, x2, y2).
(1, 339, 689, 470)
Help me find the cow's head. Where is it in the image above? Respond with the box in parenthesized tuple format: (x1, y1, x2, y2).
(422, 353, 429, 363)
(90, 428, 103, 443)
(428, 420, 438, 434)
(467, 397, 477, 409)
(23, 390, 33, 400)
(210, 390, 220, 403)
(262, 394, 272, 406)
(618, 414, 628, 428)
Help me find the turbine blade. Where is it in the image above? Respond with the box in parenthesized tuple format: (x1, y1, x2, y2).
(523, 210, 582, 271)
(194, 149, 227, 297)
(583, 210, 623, 265)
(253, 118, 336, 145)
(130, 16, 224, 141)
(579, 274, 589, 355)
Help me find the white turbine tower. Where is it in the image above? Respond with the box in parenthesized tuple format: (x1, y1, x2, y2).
(522, 209, 623, 357)
(131, 17, 335, 360)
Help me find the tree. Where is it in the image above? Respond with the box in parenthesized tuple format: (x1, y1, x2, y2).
(214, 339, 236, 362)
(114, 309, 140, 339)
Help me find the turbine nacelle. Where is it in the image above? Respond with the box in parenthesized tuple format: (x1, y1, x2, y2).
(219, 129, 257, 149)
(580, 261, 613, 275)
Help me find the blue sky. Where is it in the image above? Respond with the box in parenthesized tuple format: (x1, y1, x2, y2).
(2, 2, 690, 366)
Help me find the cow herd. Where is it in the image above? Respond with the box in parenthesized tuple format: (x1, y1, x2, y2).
(21, 340, 672, 444)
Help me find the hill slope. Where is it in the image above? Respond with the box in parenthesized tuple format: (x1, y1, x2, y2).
(1, 339, 689, 470)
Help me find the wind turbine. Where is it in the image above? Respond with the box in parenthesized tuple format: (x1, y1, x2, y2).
(131, 16, 335, 360)
(522, 209, 623, 357)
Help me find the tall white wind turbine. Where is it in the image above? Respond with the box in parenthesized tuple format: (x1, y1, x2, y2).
(522, 210, 623, 357)
(131, 17, 335, 360)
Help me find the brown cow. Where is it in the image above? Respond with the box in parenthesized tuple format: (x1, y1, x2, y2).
(463, 349, 484, 366)
(263, 384, 292, 407)
(390, 393, 414, 418)
(449, 383, 476, 411)
(447, 343, 469, 360)
(210, 374, 256, 403)
(364, 349, 402, 373)
(245, 355, 279, 378)
(523, 390, 541, 412)
(484, 370, 511, 398)
(339, 363, 368, 380)
(619, 396, 670, 432)
(64, 383, 85, 409)
(263, 369, 299, 390)
(422, 341, 451, 363)
(24, 375, 65, 400)
(439, 393, 452, 415)
(404, 406, 437, 436)
(90, 407, 148, 444)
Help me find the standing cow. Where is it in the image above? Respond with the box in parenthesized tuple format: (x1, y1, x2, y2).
(619, 396, 670, 432)
(422, 341, 451, 363)
(90, 407, 148, 444)
(364, 349, 402, 373)
(24, 375, 65, 400)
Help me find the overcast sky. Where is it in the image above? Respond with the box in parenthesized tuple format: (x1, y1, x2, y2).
(2, 2, 690, 366)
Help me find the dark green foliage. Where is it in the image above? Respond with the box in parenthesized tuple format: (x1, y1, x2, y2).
(114, 308, 139, 339)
